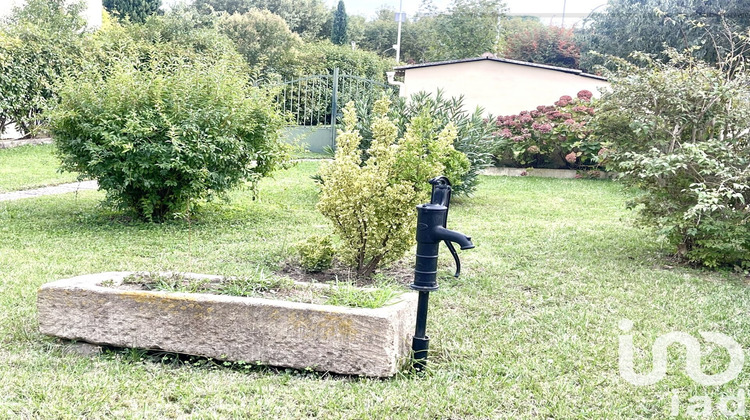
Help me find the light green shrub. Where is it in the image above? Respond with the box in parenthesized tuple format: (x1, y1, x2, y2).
(316, 97, 470, 278)
(217, 9, 302, 79)
(353, 90, 494, 195)
(297, 235, 335, 272)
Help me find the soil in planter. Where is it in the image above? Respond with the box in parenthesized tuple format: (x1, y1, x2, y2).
(277, 258, 415, 288)
(104, 272, 402, 309)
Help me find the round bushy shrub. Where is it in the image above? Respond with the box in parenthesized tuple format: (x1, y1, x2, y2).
(594, 51, 750, 268)
(297, 235, 334, 272)
(317, 97, 470, 278)
(49, 57, 288, 221)
(353, 90, 495, 195)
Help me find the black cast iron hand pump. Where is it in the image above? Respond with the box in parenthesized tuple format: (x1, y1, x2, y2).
(411, 176, 474, 370)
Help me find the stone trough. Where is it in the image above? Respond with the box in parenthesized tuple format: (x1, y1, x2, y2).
(37, 272, 418, 377)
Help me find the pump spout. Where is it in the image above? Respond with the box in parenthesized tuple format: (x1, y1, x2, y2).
(433, 226, 474, 250)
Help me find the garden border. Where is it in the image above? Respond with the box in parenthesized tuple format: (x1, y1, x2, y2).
(0, 137, 53, 149)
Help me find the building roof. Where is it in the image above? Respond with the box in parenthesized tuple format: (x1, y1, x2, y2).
(394, 56, 608, 81)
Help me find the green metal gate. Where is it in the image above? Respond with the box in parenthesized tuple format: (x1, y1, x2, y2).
(266, 68, 399, 152)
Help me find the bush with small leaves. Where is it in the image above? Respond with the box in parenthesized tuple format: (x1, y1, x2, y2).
(50, 55, 289, 221)
(594, 50, 750, 268)
(316, 97, 470, 278)
(103, 0, 161, 23)
(297, 235, 335, 272)
(353, 90, 494, 195)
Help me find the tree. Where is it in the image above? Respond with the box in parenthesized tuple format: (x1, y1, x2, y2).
(103, 0, 161, 23)
(357, 2, 505, 64)
(347, 14, 364, 46)
(500, 17, 580, 68)
(577, 0, 750, 71)
(0, 0, 86, 135)
(358, 9, 399, 57)
(429, 0, 505, 60)
(330, 0, 347, 45)
(218, 9, 302, 79)
(193, 0, 328, 39)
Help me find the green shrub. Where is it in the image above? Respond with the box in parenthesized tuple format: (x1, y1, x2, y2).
(193, 0, 329, 40)
(317, 97, 470, 278)
(594, 51, 750, 268)
(84, 8, 237, 72)
(0, 0, 86, 135)
(297, 235, 334, 272)
(49, 57, 289, 221)
(291, 41, 393, 81)
(353, 90, 495, 195)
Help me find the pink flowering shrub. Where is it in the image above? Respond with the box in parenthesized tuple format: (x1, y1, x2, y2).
(491, 90, 601, 168)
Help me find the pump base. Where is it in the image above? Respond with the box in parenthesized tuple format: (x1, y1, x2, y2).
(412, 335, 430, 370)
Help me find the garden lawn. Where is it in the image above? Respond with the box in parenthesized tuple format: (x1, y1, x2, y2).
(1, 161, 748, 419)
(0, 144, 79, 193)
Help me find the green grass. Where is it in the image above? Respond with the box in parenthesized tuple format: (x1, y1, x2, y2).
(1, 161, 749, 418)
(0, 144, 81, 193)
(289, 149, 332, 160)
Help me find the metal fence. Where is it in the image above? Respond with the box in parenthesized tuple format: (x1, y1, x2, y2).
(265, 68, 399, 150)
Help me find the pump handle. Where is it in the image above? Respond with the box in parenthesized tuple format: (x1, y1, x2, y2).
(444, 240, 461, 277)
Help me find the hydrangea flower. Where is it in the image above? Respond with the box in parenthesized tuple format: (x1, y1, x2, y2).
(577, 90, 593, 101)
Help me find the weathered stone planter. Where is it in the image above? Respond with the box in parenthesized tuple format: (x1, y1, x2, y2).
(37, 272, 418, 377)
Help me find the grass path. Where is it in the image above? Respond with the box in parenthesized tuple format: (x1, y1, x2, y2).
(0, 161, 748, 418)
(0, 144, 79, 193)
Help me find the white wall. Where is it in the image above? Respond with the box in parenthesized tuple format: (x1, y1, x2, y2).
(0, 0, 102, 29)
(400, 60, 610, 116)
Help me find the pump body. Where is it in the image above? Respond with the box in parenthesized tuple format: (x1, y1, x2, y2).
(410, 177, 474, 369)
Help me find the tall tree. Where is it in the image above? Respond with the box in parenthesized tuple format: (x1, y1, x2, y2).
(0, 0, 86, 134)
(193, 0, 328, 39)
(577, 0, 750, 71)
(500, 17, 581, 69)
(217, 9, 302, 79)
(330, 0, 347, 45)
(103, 0, 161, 23)
(428, 0, 505, 61)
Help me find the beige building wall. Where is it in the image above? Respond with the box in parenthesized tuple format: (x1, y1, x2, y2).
(400, 60, 610, 116)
